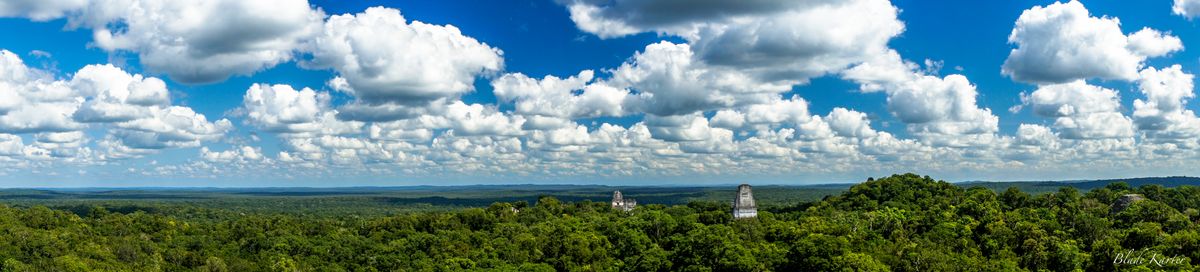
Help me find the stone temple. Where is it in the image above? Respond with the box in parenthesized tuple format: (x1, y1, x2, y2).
(1112, 193, 1146, 213)
(733, 184, 758, 219)
(611, 190, 637, 211)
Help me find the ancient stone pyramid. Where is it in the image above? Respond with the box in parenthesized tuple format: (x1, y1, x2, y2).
(733, 184, 757, 219)
(611, 190, 636, 211)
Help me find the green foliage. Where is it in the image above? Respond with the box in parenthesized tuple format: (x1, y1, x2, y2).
(0, 173, 1196, 271)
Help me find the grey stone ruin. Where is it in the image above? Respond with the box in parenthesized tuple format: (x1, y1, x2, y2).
(1111, 193, 1146, 213)
(732, 184, 758, 219)
(611, 190, 637, 212)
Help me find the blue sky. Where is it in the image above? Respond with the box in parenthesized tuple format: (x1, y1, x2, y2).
(1, 0, 1199, 186)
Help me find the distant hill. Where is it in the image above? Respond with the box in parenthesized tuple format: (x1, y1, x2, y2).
(957, 176, 1200, 194)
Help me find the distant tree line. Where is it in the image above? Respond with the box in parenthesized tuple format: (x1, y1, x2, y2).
(0, 173, 1197, 271)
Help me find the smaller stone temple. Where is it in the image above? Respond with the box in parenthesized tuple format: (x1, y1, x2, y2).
(1112, 193, 1146, 213)
(611, 190, 637, 211)
(732, 184, 758, 219)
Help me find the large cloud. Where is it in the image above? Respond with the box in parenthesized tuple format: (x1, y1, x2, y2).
(564, 0, 903, 89)
(644, 114, 719, 142)
(844, 50, 999, 147)
(609, 41, 791, 116)
(491, 70, 629, 130)
(0, 134, 26, 156)
(1002, 1, 1181, 84)
(0, 50, 82, 133)
(67, 64, 234, 150)
(1023, 81, 1134, 139)
(887, 75, 998, 142)
(440, 102, 525, 137)
(687, 0, 902, 81)
(241, 83, 362, 137)
(201, 145, 266, 163)
(110, 106, 232, 149)
(1175, 0, 1200, 19)
(28, 0, 327, 84)
(0, 49, 231, 160)
(1133, 65, 1200, 142)
(561, 0, 802, 38)
(826, 108, 878, 139)
(1015, 124, 1059, 148)
(304, 7, 503, 107)
(0, 0, 85, 21)
(70, 64, 170, 123)
(697, 95, 815, 141)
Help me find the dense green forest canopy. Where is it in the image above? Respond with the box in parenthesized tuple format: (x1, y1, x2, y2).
(0, 185, 845, 216)
(1, 173, 1198, 271)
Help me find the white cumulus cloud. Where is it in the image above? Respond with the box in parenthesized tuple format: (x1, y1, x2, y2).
(1134, 65, 1200, 142)
(492, 70, 629, 130)
(565, 0, 902, 85)
(611, 41, 791, 116)
(0, 49, 231, 161)
(1174, 0, 1200, 19)
(1024, 81, 1134, 139)
(241, 83, 362, 137)
(1003, 1, 1181, 84)
(304, 7, 503, 107)
(0, 0, 85, 21)
(844, 50, 998, 147)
